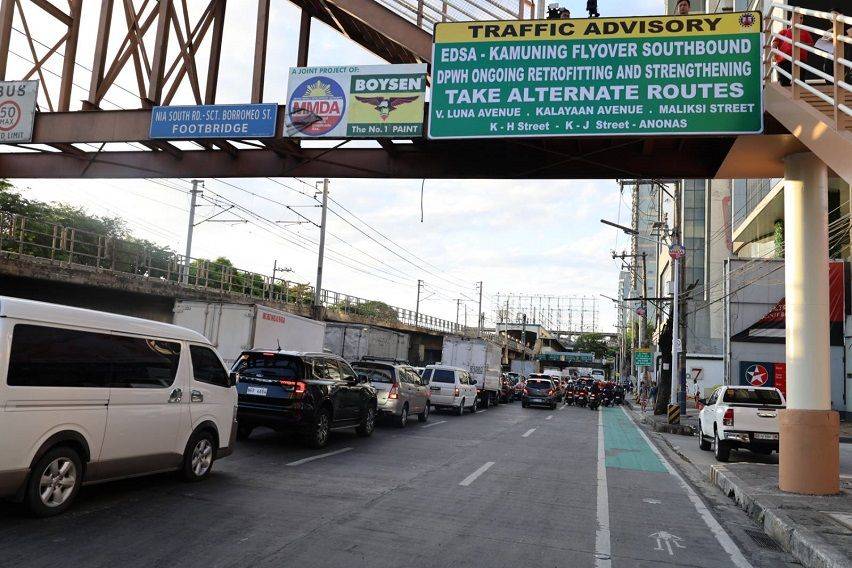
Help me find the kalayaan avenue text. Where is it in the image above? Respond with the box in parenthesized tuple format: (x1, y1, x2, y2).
(433, 12, 760, 43)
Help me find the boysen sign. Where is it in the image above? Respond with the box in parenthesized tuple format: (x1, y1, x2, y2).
(149, 103, 277, 139)
(429, 11, 763, 139)
(285, 64, 427, 137)
(0, 80, 38, 144)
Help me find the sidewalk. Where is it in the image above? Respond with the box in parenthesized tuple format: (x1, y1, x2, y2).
(625, 396, 698, 436)
(624, 403, 852, 568)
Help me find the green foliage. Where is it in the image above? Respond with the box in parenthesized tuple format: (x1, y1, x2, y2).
(331, 299, 399, 322)
(574, 332, 616, 360)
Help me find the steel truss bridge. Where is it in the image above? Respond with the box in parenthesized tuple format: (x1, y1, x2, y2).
(0, 0, 806, 181)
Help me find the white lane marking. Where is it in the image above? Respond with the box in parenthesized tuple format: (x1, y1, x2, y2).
(595, 407, 612, 568)
(475, 410, 486, 414)
(286, 447, 353, 466)
(546, 415, 553, 420)
(651, 531, 685, 556)
(459, 461, 495, 486)
(421, 420, 447, 429)
(621, 407, 754, 568)
(522, 428, 537, 437)
(559, 404, 566, 410)
(643, 498, 662, 504)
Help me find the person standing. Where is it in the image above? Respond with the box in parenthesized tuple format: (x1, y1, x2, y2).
(772, 11, 814, 86)
(675, 0, 690, 16)
(586, 0, 599, 18)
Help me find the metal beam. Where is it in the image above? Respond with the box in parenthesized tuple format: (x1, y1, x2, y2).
(205, 0, 226, 104)
(0, 0, 14, 79)
(85, 0, 114, 110)
(58, 0, 83, 112)
(297, 9, 311, 67)
(251, 0, 270, 103)
(146, 0, 172, 105)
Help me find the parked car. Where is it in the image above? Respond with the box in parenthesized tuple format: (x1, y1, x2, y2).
(351, 359, 429, 427)
(698, 385, 785, 462)
(233, 350, 377, 448)
(422, 364, 478, 415)
(0, 297, 238, 517)
(522, 378, 559, 410)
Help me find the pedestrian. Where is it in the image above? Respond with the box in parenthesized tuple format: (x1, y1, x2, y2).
(675, 0, 690, 16)
(586, 0, 599, 18)
(772, 11, 814, 87)
(650, 382, 658, 406)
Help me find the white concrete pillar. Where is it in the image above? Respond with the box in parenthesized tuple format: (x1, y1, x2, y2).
(779, 152, 839, 495)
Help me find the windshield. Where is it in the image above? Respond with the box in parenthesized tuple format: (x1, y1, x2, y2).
(233, 352, 304, 380)
(430, 369, 455, 383)
(527, 379, 553, 389)
(723, 388, 783, 405)
(352, 363, 395, 384)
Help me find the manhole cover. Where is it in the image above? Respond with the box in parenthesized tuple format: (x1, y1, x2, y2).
(743, 529, 783, 551)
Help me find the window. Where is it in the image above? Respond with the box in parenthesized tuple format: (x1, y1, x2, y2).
(336, 360, 357, 382)
(233, 352, 303, 380)
(430, 369, 455, 383)
(352, 364, 394, 384)
(313, 358, 343, 381)
(459, 372, 469, 385)
(190, 345, 229, 388)
(722, 388, 783, 406)
(7, 324, 180, 389)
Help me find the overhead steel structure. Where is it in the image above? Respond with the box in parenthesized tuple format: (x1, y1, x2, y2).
(0, 0, 800, 180)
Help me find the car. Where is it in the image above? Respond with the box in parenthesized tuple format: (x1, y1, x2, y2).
(522, 378, 559, 410)
(0, 297, 238, 517)
(697, 385, 785, 462)
(422, 364, 478, 415)
(351, 359, 429, 427)
(591, 369, 605, 381)
(234, 350, 378, 448)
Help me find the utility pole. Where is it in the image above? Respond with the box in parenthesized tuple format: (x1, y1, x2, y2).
(521, 312, 527, 364)
(455, 298, 461, 331)
(183, 180, 203, 284)
(477, 281, 483, 337)
(313, 178, 329, 309)
(670, 181, 687, 414)
(415, 279, 422, 326)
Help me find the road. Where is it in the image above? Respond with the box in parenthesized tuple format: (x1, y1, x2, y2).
(0, 402, 798, 568)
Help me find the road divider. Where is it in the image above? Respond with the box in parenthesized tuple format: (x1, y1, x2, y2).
(459, 461, 495, 486)
(286, 447, 353, 466)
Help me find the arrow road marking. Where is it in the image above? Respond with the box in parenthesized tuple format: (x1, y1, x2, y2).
(650, 531, 686, 556)
(522, 428, 536, 437)
(459, 461, 495, 486)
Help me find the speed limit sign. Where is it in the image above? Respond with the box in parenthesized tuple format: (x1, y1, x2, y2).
(0, 81, 37, 143)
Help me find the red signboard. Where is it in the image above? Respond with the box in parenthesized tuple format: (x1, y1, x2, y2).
(773, 363, 786, 397)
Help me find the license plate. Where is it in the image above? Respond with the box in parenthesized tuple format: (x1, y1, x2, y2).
(246, 386, 268, 396)
(430, 386, 440, 391)
(754, 433, 778, 440)
(531, 398, 542, 403)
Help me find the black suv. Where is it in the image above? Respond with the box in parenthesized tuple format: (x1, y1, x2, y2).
(233, 350, 378, 448)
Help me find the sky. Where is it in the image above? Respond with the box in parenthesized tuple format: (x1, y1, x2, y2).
(4, 0, 667, 332)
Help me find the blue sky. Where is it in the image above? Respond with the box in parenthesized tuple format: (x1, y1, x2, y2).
(7, 0, 669, 330)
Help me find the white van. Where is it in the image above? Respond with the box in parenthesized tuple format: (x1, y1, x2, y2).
(422, 364, 479, 415)
(0, 297, 237, 516)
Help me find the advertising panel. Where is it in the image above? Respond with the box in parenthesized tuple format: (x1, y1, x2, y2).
(285, 64, 427, 138)
(0, 80, 38, 144)
(149, 103, 277, 139)
(429, 11, 763, 139)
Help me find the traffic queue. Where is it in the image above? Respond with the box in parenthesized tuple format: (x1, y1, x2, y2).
(507, 371, 625, 411)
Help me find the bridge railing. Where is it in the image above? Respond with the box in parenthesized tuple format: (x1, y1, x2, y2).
(764, 2, 852, 133)
(0, 211, 463, 335)
(375, 0, 535, 33)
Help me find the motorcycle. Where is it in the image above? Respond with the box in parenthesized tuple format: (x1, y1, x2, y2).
(574, 389, 588, 407)
(613, 388, 625, 405)
(588, 391, 600, 411)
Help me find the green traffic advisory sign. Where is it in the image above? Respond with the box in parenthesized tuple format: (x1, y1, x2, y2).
(634, 350, 653, 366)
(429, 11, 763, 139)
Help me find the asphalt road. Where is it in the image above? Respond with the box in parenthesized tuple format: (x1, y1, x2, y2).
(0, 402, 799, 568)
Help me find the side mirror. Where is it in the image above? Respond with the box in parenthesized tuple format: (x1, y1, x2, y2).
(357, 374, 369, 383)
(470, 379, 477, 385)
(228, 372, 238, 387)
(698, 397, 707, 406)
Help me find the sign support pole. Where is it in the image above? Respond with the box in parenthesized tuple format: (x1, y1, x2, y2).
(313, 178, 329, 309)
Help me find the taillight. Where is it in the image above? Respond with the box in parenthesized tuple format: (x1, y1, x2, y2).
(524, 388, 529, 395)
(388, 384, 399, 399)
(453, 387, 460, 397)
(280, 379, 306, 396)
(548, 389, 555, 396)
(723, 408, 734, 426)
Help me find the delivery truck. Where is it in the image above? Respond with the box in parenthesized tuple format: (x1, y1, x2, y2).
(324, 323, 410, 362)
(173, 300, 326, 367)
(441, 336, 502, 408)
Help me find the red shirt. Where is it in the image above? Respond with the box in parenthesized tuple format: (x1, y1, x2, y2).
(773, 27, 814, 63)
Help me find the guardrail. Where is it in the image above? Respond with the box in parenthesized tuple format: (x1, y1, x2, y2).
(0, 211, 474, 336)
(764, 2, 852, 132)
(375, 0, 535, 32)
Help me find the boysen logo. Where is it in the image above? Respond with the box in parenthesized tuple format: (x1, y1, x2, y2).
(287, 77, 346, 136)
(738, 12, 756, 29)
(262, 312, 286, 324)
(745, 364, 768, 386)
(354, 95, 419, 121)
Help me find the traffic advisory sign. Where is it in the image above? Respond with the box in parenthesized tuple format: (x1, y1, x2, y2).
(634, 349, 653, 366)
(0, 80, 38, 144)
(429, 12, 763, 139)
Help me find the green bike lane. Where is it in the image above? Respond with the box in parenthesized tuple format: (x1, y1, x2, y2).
(600, 406, 753, 568)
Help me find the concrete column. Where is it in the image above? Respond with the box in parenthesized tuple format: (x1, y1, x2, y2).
(780, 152, 839, 495)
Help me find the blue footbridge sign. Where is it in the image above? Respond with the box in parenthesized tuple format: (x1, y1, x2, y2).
(149, 103, 278, 139)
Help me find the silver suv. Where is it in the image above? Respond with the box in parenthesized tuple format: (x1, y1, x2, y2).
(351, 359, 429, 427)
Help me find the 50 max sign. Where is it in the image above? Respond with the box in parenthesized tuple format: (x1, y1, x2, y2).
(0, 80, 38, 144)
(428, 12, 763, 139)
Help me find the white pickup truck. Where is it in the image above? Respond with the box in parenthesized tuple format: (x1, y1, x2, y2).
(697, 385, 785, 462)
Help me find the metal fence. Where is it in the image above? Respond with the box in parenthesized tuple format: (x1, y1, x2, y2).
(764, 2, 852, 132)
(0, 211, 480, 335)
(375, 0, 535, 32)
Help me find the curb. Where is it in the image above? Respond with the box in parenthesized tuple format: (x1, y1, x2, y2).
(710, 465, 851, 568)
(625, 399, 696, 436)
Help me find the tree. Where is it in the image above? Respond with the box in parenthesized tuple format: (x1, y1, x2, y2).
(574, 333, 616, 360)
